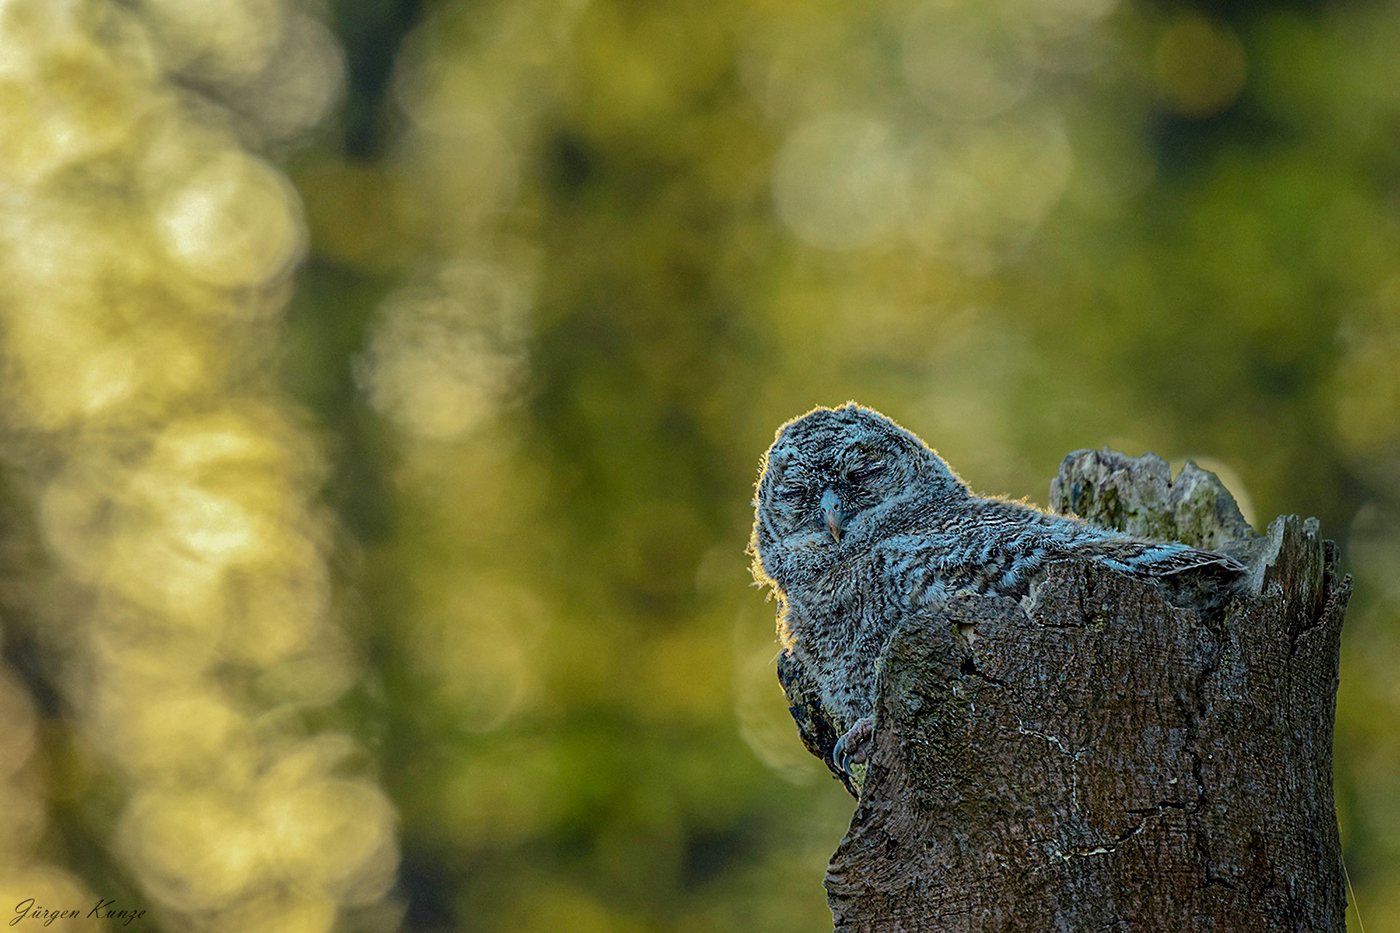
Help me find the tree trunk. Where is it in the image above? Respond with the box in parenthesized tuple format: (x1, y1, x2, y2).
(800, 450, 1350, 932)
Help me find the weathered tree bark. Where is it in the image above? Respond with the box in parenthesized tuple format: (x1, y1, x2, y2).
(784, 450, 1350, 932)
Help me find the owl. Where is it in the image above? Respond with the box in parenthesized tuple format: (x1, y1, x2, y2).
(749, 403, 1245, 779)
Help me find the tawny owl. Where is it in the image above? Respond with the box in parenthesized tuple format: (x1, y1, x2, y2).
(749, 403, 1244, 779)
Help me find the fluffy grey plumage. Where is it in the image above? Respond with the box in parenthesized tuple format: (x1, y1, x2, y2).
(749, 403, 1245, 777)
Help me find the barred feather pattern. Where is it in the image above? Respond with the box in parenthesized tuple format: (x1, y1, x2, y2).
(749, 403, 1245, 763)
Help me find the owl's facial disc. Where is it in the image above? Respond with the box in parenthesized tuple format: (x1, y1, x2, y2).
(757, 405, 930, 564)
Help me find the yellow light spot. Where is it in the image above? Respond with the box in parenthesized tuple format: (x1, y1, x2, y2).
(772, 112, 909, 250)
(139, 0, 284, 81)
(260, 776, 398, 898)
(1154, 15, 1247, 119)
(120, 788, 271, 910)
(903, 0, 1037, 121)
(157, 150, 305, 288)
(98, 689, 257, 786)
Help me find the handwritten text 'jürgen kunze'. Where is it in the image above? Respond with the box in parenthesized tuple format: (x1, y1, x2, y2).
(12, 898, 146, 927)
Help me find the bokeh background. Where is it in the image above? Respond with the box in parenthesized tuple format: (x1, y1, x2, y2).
(0, 0, 1395, 929)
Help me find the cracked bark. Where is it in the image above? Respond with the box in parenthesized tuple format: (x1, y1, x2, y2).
(797, 449, 1350, 932)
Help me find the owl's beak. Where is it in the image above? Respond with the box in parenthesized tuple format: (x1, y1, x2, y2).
(820, 488, 843, 543)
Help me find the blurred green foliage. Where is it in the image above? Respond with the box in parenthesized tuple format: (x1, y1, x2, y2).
(294, 0, 1400, 928)
(1, 0, 1398, 929)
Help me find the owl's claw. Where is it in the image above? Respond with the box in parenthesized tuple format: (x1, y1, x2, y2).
(833, 716, 874, 776)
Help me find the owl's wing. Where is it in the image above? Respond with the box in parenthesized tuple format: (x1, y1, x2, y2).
(1072, 538, 1246, 580)
(889, 528, 1245, 607)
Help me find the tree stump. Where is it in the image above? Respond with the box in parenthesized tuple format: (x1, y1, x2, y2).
(785, 449, 1350, 932)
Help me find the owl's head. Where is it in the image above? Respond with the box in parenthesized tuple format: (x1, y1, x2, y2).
(749, 402, 965, 589)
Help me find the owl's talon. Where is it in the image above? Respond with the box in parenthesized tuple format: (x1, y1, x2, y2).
(833, 716, 874, 776)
